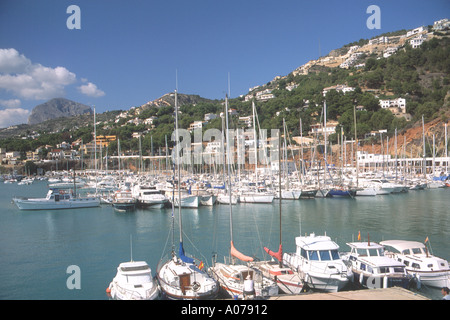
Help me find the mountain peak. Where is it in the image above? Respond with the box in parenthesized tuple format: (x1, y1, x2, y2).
(28, 98, 93, 125)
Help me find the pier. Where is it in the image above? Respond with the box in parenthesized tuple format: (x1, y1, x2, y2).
(268, 287, 429, 300)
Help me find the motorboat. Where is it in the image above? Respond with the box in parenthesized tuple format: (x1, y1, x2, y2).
(380, 240, 450, 289)
(342, 241, 413, 289)
(209, 260, 279, 299)
(239, 190, 274, 203)
(283, 233, 352, 292)
(112, 188, 137, 211)
(133, 185, 168, 209)
(12, 188, 100, 210)
(107, 261, 160, 300)
(367, 179, 395, 195)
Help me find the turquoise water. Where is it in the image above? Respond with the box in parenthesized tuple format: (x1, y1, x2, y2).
(0, 181, 448, 300)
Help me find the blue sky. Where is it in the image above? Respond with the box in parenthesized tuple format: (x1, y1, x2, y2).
(0, 0, 448, 128)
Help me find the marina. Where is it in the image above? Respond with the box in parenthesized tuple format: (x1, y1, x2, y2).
(0, 173, 448, 300)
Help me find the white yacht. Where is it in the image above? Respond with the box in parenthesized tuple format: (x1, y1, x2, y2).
(239, 189, 274, 203)
(112, 189, 137, 211)
(133, 185, 168, 209)
(12, 188, 100, 210)
(283, 233, 352, 292)
(380, 240, 450, 289)
(107, 261, 160, 300)
(342, 241, 413, 289)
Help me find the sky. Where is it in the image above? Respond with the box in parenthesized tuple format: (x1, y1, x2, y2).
(0, 0, 448, 128)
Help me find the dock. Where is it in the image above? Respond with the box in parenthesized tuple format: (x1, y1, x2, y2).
(268, 287, 429, 300)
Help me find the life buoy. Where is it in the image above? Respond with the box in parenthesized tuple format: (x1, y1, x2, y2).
(192, 281, 201, 292)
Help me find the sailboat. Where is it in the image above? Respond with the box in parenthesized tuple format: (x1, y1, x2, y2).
(239, 101, 275, 204)
(251, 134, 304, 294)
(156, 89, 219, 300)
(209, 95, 279, 300)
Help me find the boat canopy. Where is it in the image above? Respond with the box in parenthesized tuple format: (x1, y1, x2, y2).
(264, 244, 283, 262)
(230, 241, 254, 262)
(179, 242, 195, 264)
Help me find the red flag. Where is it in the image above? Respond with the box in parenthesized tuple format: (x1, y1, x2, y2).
(199, 261, 204, 270)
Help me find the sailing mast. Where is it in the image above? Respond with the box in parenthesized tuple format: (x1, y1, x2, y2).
(229, 95, 253, 262)
(174, 89, 193, 263)
(264, 132, 283, 266)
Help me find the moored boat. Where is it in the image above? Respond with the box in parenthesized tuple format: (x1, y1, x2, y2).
(283, 233, 352, 292)
(380, 239, 450, 289)
(12, 188, 100, 210)
(107, 260, 160, 300)
(342, 241, 413, 289)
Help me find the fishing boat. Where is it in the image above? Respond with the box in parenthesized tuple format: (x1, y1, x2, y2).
(156, 89, 219, 300)
(12, 188, 100, 210)
(107, 260, 160, 300)
(283, 233, 352, 292)
(341, 240, 413, 289)
(380, 239, 450, 289)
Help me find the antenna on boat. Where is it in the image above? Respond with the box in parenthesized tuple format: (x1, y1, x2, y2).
(130, 235, 133, 262)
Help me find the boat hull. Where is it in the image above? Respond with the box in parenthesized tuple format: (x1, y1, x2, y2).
(13, 198, 100, 210)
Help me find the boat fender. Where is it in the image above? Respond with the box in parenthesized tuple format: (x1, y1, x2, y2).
(383, 276, 388, 289)
(359, 273, 364, 284)
(413, 274, 421, 289)
(304, 273, 309, 283)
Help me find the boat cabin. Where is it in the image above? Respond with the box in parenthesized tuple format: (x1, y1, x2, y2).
(46, 189, 72, 201)
(381, 240, 449, 271)
(295, 234, 341, 262)
(346, 242, 408, 276)
(116, 261, 153, 286)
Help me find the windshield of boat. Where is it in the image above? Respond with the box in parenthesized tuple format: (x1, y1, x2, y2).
(126, 273, 152, 284)
(356, 248, 382, 256)
(306, 249, 340, 261)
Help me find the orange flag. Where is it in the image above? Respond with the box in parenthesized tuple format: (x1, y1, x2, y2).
(199, 261, 204, 270)
(424, 236, 429, 243)
(357, 231, 361, 241)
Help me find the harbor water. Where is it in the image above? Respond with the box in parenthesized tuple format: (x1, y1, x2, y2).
(0, 180, 448, 300)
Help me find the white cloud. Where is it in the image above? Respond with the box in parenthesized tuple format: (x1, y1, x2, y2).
(78, 82, 105, 97)
(0, 48, 104, 101)
(0, 99, 21, 109)
(0, 48, 31, 73)
(0, 108, 30, 128)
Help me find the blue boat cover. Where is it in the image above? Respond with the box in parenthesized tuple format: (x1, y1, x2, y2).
(179, 242, 194, 264)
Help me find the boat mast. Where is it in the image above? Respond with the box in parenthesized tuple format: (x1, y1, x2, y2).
(174, 89, 183, 245)
(225, 94, 233, 243)
(252, 100, 258, 189)
(278, 132, 282, 268)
